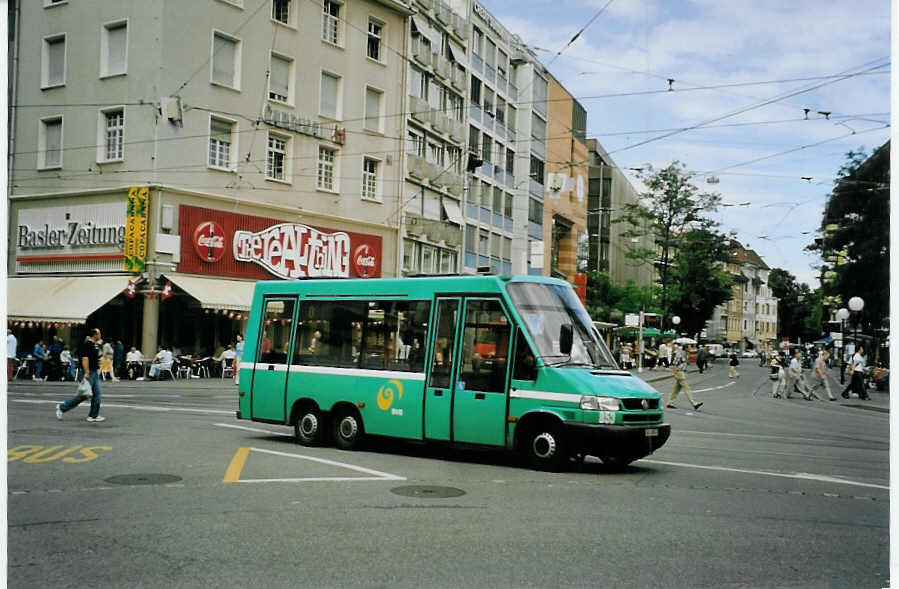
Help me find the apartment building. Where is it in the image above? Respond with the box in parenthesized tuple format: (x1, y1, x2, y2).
(400, 0, 469, 275)
(585, 139, 654, 288)
(464, 1, 547, 275)
(8, 0, 411, 355)
(543, 74, 587, 280)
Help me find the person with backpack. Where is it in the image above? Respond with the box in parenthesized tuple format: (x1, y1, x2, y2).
(728, 350, 740, 378)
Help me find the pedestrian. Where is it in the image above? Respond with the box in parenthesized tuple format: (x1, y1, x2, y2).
(787, 352, 812, 400)
(841, 345, 870, 400)
(6, 329, 17, 380)
(771, 357, 786, 398)
(100, 340, 117, 381)
(113, 340, 124, 379)
(665, 345, 703, 411)
(32, 340, 47, 380)
(657, 341, 669, 369)
(728, 350, 740, 378)
(810, 350, 836, 401)
(234, 334, 244, 385)
(55, 328, 105, 422)
(696, 345, 708, 374)
(60, 345, 76, 381)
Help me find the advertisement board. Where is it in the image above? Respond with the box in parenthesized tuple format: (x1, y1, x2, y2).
(177, 205, 382, 280)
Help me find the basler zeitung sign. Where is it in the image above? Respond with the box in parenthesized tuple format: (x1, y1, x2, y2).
(178, 205, 381, 280)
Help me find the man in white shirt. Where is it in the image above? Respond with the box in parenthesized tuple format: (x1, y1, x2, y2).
(7, 329, 17, 380)
(148, 347, 174, 380)
(786, 352, 812, 400)
(126, 347, 144, 380)
(657, 342, 669, 368)
(841, 345, 869, 400)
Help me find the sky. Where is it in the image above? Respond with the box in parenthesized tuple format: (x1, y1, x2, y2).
(480, 0, 891, 286)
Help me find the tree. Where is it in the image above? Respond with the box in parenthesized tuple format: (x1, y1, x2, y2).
(768, 268, 816, 342)
(667, 230, 734, 338)
(615, 161, 722, 329)
(810, 143, 889, 334)
(585, 271, 659, 324)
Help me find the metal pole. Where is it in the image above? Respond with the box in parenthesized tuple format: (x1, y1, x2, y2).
(637, 309, 644, 373)
(840, 319, 845, 384)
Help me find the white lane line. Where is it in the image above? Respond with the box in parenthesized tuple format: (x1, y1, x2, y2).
(674, 429, 886, 446)
(13, 399, 233, 415)
(692, 381, 737, 393)
(640, 459, 888, 490)
(239, 476, 399, 483)
(214, 422, 292, 437)
(243, 446, 406, 481)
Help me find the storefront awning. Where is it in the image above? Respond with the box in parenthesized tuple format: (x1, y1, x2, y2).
(8, 275, 132, 323)
(165, 273, 256, 311)
(442, 199, 464, 225)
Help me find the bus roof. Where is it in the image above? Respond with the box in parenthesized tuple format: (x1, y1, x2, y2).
(250, 274, 572, 299)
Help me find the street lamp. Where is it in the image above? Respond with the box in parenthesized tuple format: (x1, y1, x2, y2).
(672, 315, 681, 334)
(849, 296, 864, 364)
(836, 307, 849, 384)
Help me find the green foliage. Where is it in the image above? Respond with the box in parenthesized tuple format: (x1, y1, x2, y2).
(667, 230, 734, 337)
(585, 271, 659, 323)
(769, 268, 817, 341)
(811, 142, 889, 333)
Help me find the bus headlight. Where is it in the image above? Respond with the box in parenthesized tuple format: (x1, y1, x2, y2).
(579, 396, 620, 411)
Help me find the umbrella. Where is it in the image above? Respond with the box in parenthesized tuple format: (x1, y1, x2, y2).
(673, 337, 697, 345)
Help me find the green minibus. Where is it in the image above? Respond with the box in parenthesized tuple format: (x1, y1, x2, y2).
(236, 275, 670, 470)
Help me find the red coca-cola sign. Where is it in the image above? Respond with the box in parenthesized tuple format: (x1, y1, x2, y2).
(178, 205, 382, 279)
(192, 221, 226, 263)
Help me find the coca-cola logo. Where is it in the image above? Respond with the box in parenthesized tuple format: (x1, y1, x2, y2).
(193, 221, 226, 263)
(353, 244, 378, 278)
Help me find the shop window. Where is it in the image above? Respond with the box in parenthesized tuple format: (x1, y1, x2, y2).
(258, 299, 295, 364)
(459, 299, 510, 393)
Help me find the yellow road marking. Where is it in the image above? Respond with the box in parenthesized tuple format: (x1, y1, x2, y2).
(223, 447, 250, 483)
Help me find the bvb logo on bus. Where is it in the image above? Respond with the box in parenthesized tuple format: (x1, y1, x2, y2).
(376, 379, 403, 411)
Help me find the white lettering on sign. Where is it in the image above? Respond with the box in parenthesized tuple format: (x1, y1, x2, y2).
(233, 222, 351, 279)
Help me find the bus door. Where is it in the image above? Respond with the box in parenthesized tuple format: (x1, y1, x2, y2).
(250, 297, 297, 421)
(451, 298, 511, 446)
(423, 297, 460, 441)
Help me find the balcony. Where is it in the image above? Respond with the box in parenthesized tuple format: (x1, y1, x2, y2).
(449, 120, 466, 144)
(470, 102, 482, 123)
(451, 67, 466, 91)
(493, 212, 503, 227)
(528, 221, 543, 239)
(493, 165, 504, 182)
(480, 207, 491, 224)
(466, 202, 479, 220)
(504, 171, 514, 188)
(529, 178, 543, 198)
(413, 43, 431, 68)
(436, 2, 451, 24)
(429, 109, 448, 134)
(504, 216, 513, 232)
(453, 14, 469, 41)
(534, 98, 547, 119)
(433, 54, 452, 80)
(416, 0, 434, 11)
(505, 126, 516, 143)
(481, 112, 494, 132)
(409, 95, 429, 123)
(502, 261, 512, 275)
(465, 252, 478, 268)
(497, 73, 507, 94)
(495, 121, 507, 139)
(407, 153, 427, 180)
(508, 83, 517, 101)
(426, 161, 444, 184)
(471, 53, 483, 73)
(531, 138, 545, 159)
(481, 161, 493, 177)
(484, 63, 496, 85)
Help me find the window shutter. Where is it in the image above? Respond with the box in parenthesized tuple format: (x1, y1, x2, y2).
(107, 25, 127, 74)
(365, 88, 380, 130)
(320, 72, 338, 118)
(45, 120, 62, 166)
(212, 35, 235, 86)
(270, 55, 290, 99)
(47, 38, 65, 85)
(210, 118, 232, 141)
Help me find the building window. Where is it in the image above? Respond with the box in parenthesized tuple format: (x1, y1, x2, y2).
(481, 134, 492, 163)
(208, 116, 236, 170)
(362, 157, 379, 201)
(317, 146, 336, 191)
(39, 116, 63, 169)
(266, 132, 289, 181)
(469, 126, 480, 156)
(100, 108, 124, 162)
(531, 112, 546, 142)
(272, 0, 293, 25)
(100, 21, 127, 77)
(470, 76, 481, 105)
(322, 0, 340, 45)
(472, 26, 483, 56)
(320, 71, 341, 119)
(211, 32, 240, 89)
(269, 53, 293, 103)
(529, 155, 545, 185)
(505, 147, 514, 173)
(439, 249, 456, 274)
(364, 87, 383, 132)
(367, 18, 383, 61)
(42, 34, 66, 88)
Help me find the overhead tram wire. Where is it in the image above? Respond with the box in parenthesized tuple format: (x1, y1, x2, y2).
(607, 57, 890, 155)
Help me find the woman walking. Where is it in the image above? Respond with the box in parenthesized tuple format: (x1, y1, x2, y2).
(728, 350, 740, 378)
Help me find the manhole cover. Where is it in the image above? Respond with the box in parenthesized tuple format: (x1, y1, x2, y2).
(104, 474, 182, 486)
(390, 485, 465, 498)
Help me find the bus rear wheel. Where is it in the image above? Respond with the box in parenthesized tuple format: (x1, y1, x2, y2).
(295, 409, 324, 446)
(333, 409, 364, 451)
(523, 425, 566, 471)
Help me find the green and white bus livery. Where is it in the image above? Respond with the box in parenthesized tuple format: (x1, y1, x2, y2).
(236, 275, 670, 470)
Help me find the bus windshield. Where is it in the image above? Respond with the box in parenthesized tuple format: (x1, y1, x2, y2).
(507, 282, 618, 369)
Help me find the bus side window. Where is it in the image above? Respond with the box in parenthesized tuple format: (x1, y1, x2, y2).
(258, 299, 295, 364)
(513, 330, 537, 381)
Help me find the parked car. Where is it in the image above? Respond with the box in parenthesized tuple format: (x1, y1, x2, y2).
(705, 344, 725, 359)
(742, 350, 758, 358)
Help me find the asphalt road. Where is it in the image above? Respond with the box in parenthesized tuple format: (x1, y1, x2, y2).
(7, 362, 889, 588)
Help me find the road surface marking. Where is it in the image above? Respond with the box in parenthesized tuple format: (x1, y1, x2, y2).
(692, 382, 737, 393)
(214, 422, 292, 437)
(640, 459, 888, 490)
(221, 445, 405, 484)
(13, 399, 233, 415)
(675, 429, 886, 446)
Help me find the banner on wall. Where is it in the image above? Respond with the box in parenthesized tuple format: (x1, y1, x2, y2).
(124, 186, 149, 272)
(178, 205, 382, 280)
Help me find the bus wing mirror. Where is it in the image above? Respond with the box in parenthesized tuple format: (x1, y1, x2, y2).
(559, 324, 573, 356)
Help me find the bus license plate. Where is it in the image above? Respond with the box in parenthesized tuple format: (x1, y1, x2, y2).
(645, 428, 658, 438)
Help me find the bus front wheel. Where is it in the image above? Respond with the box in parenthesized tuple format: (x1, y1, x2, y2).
(295, 409, 325, 446)
(333, 409, 364, 451)
(523, 424, 566, 471)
